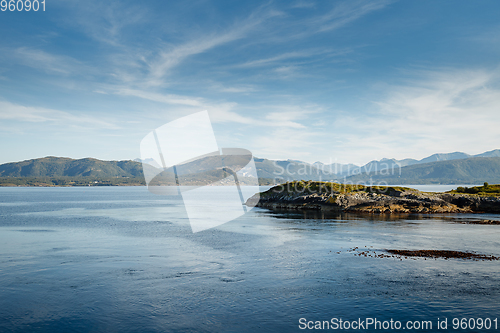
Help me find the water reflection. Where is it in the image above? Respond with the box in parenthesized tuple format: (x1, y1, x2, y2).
(257, 208, 455, 223)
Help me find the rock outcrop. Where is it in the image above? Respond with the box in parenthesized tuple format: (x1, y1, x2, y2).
(246, 182, 500, 214)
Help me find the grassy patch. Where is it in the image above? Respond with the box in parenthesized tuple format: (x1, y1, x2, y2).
(262, 181, 418, 197)
(449, 183, 500, 196)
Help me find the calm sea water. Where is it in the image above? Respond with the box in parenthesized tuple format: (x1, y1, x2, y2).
(0, 186, 499, 333)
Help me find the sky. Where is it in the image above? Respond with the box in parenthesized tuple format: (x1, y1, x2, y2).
(1, 0, 500, 166)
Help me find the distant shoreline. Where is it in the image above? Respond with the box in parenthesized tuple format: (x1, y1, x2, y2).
(0, 179, 488, 189)
(0, 177, 146, 187)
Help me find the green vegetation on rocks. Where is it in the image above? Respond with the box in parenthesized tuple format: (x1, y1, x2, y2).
(260, 180, 417, 197)
(248, 181, 500, 214)
(450, 183, 500, 196)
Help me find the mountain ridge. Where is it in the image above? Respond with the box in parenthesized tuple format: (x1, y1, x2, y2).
(345, 156, 500, 184)
(1, 149, 499, 185)
(290, 149, 500, 176)
(0, 156, 143, 178)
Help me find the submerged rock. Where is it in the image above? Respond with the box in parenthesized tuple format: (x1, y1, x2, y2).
(386, 249, 499, 261)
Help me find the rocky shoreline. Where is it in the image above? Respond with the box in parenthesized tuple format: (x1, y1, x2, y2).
(246, 182, 500, 214)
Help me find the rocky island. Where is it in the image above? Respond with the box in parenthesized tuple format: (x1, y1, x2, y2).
(246, 181, 500, 214)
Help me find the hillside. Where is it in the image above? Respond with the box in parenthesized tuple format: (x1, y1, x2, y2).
(0, 156, 143, 178)
(332, 149, 500, 176)
(0, 156, 319, 186)
(1, 154, 499, 186)
(142, 155, 336, 183)
(345, 157, 500, 184)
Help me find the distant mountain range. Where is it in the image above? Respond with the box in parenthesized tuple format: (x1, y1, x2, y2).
(1, 149, 499, 185)
(310, 149, 500, 176)
(345, 156, 500, 185)
(0, 156, 143, 178)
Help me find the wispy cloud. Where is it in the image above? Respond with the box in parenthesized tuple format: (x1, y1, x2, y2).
(291, 1, 316, 9)
(236, 48, 352, 69)
(9, 47, 87, 76)
(270, 0, 393, 43)
(466, 24, 500, 46)
(315, 0, 393, 33)
(328, 67, 500, 163)
(114, 88, 259, 125)
(113, 87, 319, 130)
(0, 101, 120, 129)
(143, 9, 282, 87)
(236, 51, 316, 68)
(212, 84, 256, 93)
(116, 88, 204, 107)
(146, 33, 243, 86)
(54, 0, 147, 46)
(252, 126, 320, 161)
(265, 114, 305, 128)
(247, 105, 326, 160)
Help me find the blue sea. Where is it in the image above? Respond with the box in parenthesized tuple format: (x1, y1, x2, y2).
(0, 186, 499, 332)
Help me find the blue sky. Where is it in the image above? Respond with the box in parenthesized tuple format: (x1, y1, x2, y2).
(1, 0, 500, 165)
